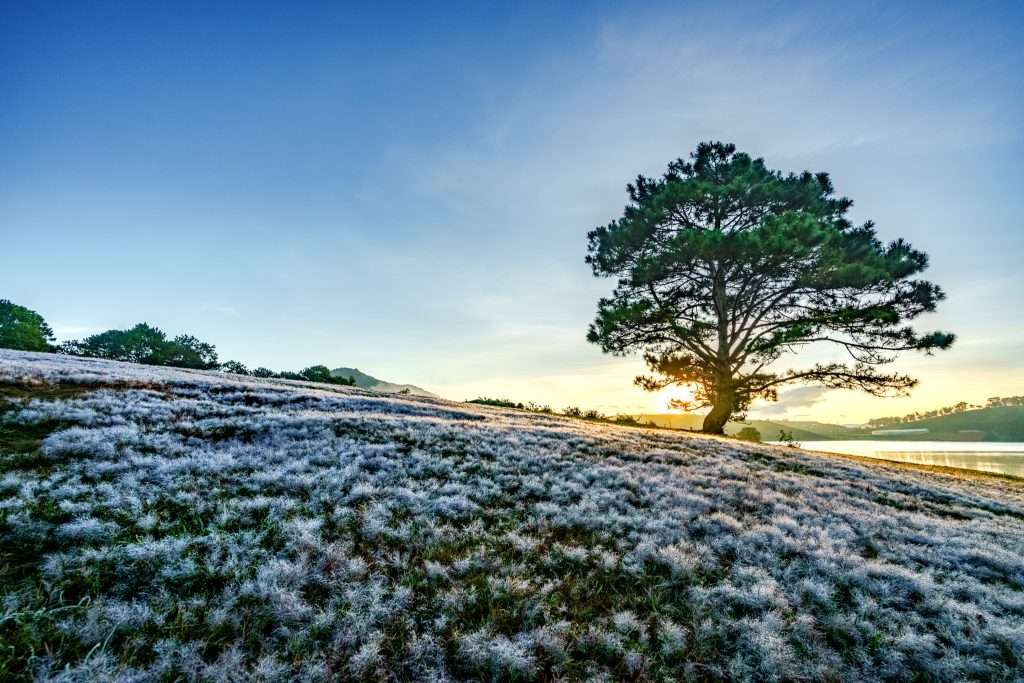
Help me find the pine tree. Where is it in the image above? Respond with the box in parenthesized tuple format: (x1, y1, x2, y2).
(586, 142, 954, 433)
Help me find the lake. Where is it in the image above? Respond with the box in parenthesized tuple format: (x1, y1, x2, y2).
(777, 440, 1024, 478)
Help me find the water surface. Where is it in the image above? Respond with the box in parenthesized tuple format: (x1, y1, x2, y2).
(778, 440, 1024, 478)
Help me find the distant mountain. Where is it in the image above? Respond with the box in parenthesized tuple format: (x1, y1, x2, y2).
(331, 367, 438, 398)
(871, 406, 1024, 442)
(634, 407, 1024, 442)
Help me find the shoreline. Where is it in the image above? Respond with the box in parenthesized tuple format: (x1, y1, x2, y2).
(794, 445, 1024, 488)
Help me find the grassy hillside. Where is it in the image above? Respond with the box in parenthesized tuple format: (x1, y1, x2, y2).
(881, 406, 1024, 441)
(2, 350, 1023, 681)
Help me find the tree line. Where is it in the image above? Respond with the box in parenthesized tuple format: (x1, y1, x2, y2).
(0, 299, 354, 386)
(866, 396, 1024, 428)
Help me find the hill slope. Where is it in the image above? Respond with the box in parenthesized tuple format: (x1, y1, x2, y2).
(2, 350, 1023, 681)
(331, 366, 438, 398)
(637, 409, 1024, 442)
(879, 406, 1024, 441)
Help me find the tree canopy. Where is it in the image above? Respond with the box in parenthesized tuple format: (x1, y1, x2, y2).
(587, 142, 954, 433)
(220, 360, 252, 376)
(3, 303, 359, 388)
(0, 299, 54, 352)
(300, 365, 356, 385)
(61, 323, 219, 370)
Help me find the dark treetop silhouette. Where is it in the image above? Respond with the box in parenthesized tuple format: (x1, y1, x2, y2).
(586, 142, 954, 433)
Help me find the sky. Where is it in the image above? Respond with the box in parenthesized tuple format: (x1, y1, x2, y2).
(3, 1, 1023, 422)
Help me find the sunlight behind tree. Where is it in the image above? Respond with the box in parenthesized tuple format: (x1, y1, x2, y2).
(587, 142, 954, 433)
(654, 384, 697, 413)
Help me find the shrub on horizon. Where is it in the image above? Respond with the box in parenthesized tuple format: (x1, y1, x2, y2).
(468, 398, 525, 409)
(275, 370, 305, 381)
(736, 426, 762, 443)
(299, 365, 334, 383)
(221, 360, 251, 375)
(298, 365, 355, 386)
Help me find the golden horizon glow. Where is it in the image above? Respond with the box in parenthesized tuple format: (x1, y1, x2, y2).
(653, 384, 697, 413)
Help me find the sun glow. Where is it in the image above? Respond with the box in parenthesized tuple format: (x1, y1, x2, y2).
(654, 384, 697, 413)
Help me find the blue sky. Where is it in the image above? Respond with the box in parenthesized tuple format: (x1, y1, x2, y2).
(3, 1, 1022, 420)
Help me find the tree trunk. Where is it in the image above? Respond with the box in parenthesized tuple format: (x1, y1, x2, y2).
(701, 400, 732, 434)
(702, 380, 734, 434)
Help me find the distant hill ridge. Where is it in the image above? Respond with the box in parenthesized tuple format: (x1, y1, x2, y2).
(635, 406, 1024, 442)
(331, 367, 438, 398)
(633, 414, 858, 441)
(890, 405, 1024, 441)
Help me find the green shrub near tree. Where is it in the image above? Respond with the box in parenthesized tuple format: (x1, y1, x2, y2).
(736, 426, 762, 442)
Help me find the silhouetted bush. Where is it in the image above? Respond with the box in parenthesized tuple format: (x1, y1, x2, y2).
(469, 397, 525, 409)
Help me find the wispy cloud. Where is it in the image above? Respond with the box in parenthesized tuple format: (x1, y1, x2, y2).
(752, 386, 831, 418)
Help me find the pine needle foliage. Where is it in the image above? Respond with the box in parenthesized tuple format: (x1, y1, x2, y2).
(587, 142, 954, 432)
